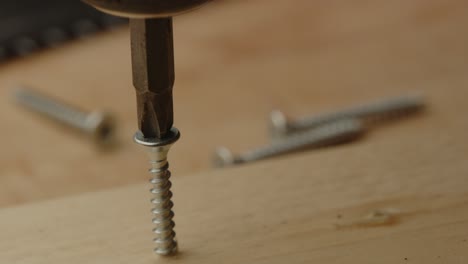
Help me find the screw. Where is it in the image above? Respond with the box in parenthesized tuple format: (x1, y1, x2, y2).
(269, 94, 425, 140)
(14, 87, 116, 146)
(213, 119, 364, 167)
(134, 128, 180, 256)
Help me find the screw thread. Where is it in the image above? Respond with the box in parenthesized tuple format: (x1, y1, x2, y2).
(147, 146, 177, 255)
(242, 119, 363, 163)
(14, 87, 89, 131)
(292, 94, 424, 132)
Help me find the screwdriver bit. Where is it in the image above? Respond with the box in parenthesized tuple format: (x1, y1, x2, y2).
(131, 18, 174, 139)
(83, 0, 210, 139)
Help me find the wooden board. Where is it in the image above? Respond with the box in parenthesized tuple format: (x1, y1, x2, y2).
(0, 0, 466, 222)
(1, 0, 468, 260)
(0, 121, 467, 263)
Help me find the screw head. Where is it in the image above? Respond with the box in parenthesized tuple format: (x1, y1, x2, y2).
(134, 127, 180, 147)
(212, 147, 235, 168)
(268, 110, 290, 140)
(85, 111, 116, 146)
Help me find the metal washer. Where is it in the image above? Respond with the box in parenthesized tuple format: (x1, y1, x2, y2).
(134, 127, 180, 147)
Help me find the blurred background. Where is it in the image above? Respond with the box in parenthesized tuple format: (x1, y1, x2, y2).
(0, 0, 466, 207)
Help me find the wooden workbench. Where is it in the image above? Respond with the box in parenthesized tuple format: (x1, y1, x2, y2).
(1, 0, 468, 262)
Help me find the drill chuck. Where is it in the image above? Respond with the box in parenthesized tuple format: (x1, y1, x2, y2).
(82, 0, 211, 18)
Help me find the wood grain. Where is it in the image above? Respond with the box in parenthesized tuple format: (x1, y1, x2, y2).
(0, 0, 467, 212)
(0, 119, 467, 263)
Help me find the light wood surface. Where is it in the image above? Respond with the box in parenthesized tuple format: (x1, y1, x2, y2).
(1, 118, 467, 262)
(2, 0, 467, 207)
(0, 0, 466, 217)
(1, 0, 468, 261)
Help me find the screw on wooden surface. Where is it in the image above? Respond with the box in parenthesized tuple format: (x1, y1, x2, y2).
(83, 0, 212, 256)
(14, 86, 116, 146)
(269, 94, 425, 140)
(213, 119, 364, 167)
(134, 128, 180, 255)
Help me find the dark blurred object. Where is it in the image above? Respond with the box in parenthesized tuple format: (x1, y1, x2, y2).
(0, 0, 127, 62)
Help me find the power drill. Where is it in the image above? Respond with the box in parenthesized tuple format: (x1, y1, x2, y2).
(83, 0, 211, 256)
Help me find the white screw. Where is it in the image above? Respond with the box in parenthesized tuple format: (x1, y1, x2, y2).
(213, 119, 364, 167)
(14, 87, 116, 146)
(269, 94, 425, 140)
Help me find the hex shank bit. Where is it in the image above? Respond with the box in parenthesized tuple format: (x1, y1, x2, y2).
(131, 18, 174, 139)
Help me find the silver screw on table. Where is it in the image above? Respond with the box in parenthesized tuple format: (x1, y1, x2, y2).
(213, 119, 364, 167)
(14, 87, 116, 146)
(269, 94, 425, 140)
(134, 128, 180, 256)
